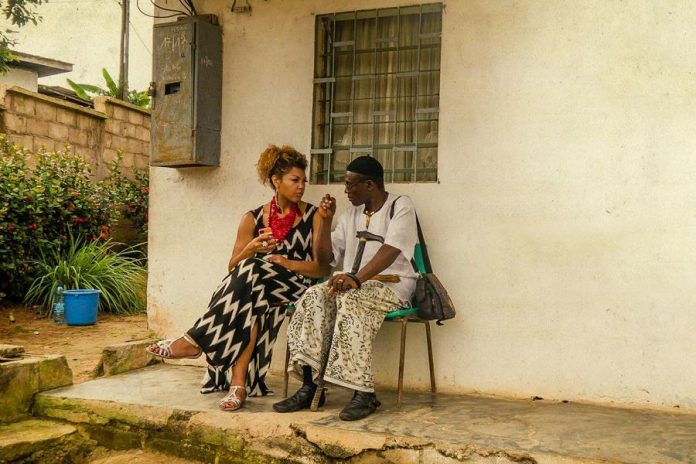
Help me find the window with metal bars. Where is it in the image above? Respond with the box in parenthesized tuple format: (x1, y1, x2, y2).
(310, 4, 442, 184)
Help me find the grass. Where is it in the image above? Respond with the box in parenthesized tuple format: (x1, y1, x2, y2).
(24, 237, 146, 315)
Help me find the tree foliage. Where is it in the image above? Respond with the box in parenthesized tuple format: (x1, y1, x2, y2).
(0, 0, 45, 74)
(68, 68, 150, 108)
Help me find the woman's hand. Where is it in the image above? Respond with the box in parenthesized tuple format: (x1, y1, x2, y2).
(264, 254, 291, 270)
(316, 194, 336, 220)
(244, 228, 277, 255)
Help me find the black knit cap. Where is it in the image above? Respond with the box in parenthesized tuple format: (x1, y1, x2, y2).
(346, 155, 384, 179)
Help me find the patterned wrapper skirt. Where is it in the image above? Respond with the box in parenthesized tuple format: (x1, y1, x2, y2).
(286, 280, 403, 392)
(187, 257, 311, 396)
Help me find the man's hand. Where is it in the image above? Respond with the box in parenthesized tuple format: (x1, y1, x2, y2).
(327, 273, 359, 295)
(317, 194, 336, 220)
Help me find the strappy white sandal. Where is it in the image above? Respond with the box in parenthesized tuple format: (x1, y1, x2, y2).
(145, 334, 202, 360)
(219, 386, 246, 411)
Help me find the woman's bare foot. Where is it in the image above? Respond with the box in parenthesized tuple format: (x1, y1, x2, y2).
(145, 336, 202, 359)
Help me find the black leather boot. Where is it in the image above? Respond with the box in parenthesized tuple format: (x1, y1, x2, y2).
(272, 385, 325, 413)
(339, 391, 381, 421)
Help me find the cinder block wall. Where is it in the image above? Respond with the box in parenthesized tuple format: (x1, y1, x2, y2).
(0, 86, 149, 179)
(95, 96, 151, 175)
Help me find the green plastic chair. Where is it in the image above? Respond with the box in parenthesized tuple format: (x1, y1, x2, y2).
(282, 243, 436, 408)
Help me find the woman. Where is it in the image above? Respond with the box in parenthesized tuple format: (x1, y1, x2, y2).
(146, 145, 333, 411)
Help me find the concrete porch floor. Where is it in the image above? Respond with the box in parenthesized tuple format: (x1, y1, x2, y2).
(34, 364, 696, 464)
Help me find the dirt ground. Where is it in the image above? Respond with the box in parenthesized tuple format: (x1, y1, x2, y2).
(0, 304, 152, 383)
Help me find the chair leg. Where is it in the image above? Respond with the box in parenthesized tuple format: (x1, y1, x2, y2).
(397, 318, 408, 408)
(283, 341, 290, 398)
(425, 321, 436, 393)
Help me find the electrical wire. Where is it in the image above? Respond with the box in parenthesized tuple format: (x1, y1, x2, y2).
(129, 19, 152, 55)
(110, 0, 153, 55)
(149, 0, 191, 16)
(135, 0, 184, 19)
(176, 0, 193, 16)
(187, 0, 197, 15)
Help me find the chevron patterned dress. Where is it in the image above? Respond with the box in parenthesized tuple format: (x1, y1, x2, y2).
(187, 204, 317, 396)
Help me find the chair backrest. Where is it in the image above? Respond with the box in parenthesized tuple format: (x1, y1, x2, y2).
(412, 243, 426, 275)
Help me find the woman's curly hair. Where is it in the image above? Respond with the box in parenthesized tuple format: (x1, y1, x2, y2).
(256, 145, 307, 188)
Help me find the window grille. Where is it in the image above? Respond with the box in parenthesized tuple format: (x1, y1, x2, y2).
(310, 4, 442, 184)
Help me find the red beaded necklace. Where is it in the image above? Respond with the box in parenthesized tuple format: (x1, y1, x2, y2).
(268, 195, 301, 242)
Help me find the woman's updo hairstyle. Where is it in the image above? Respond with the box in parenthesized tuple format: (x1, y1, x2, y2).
(256, 144, 307, 189)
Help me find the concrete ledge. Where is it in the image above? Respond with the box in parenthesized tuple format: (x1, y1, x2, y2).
(34, 395, 312, 463)
(34, 396, 173, 428)
(32, 364, 696, 464)
(6, 86, 108, 119)
(0, 355, 72, 423)
(93, 339, 162, 377)
(94, 96, 151, 116)
(32, 366, 540, 464)
(37, 356, 73, 391)
(0, 419, 91, 463)
(0, 344, 24, 357)
(35, 394, 527, 464)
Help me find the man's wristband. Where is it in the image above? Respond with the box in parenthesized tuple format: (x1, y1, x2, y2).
(344, 272, 361, 288)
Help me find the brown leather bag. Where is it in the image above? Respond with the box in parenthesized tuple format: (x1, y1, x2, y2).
(413, 272, 456, 325)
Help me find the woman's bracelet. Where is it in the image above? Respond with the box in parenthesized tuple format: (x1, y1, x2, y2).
(344, 272, 361, 288)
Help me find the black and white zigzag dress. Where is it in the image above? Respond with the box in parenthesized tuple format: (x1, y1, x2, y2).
(187, 203, 317, 396)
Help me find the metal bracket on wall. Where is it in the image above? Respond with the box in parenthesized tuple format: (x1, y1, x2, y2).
(230, 0, 251, 14)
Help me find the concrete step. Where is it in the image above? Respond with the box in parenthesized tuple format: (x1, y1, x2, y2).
(87, 449, 202, 464)
(0, 344, 25, 358)
(34, 365, 527, 464)
(91, 339, 160, 378)
(0, 352, 73, 423)
(0, 419, 91, 463)
(33, 364, 696, 464)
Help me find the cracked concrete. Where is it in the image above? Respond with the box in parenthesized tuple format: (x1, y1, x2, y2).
(92, 339, 162, 378)
(0, 344, 24, 357)
(0, 353, 73, 423)
(33, 364, 696, 463)
(0, 419, 92, 463)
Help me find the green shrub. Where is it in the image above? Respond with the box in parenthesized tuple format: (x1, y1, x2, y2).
(32, 145, 113, 242)
(105, 152, 149, 233)
(0, 139, 114, 298)
(0, 141, 34, 294)
(25, 235, 146, 315)
(0, 136, 148, 299)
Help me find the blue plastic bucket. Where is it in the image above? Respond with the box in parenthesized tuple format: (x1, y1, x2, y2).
(64, 289, 100, 326)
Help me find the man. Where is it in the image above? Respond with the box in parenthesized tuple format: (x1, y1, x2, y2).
(273, 156, 418, 421)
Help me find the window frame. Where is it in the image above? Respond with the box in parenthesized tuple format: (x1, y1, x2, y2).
(310, 3, 443, 185)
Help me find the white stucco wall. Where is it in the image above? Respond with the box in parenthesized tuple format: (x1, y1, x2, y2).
(148, 0, 696, 410)
(1, 0, 153, 91)
(0, 67, 38, 92)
